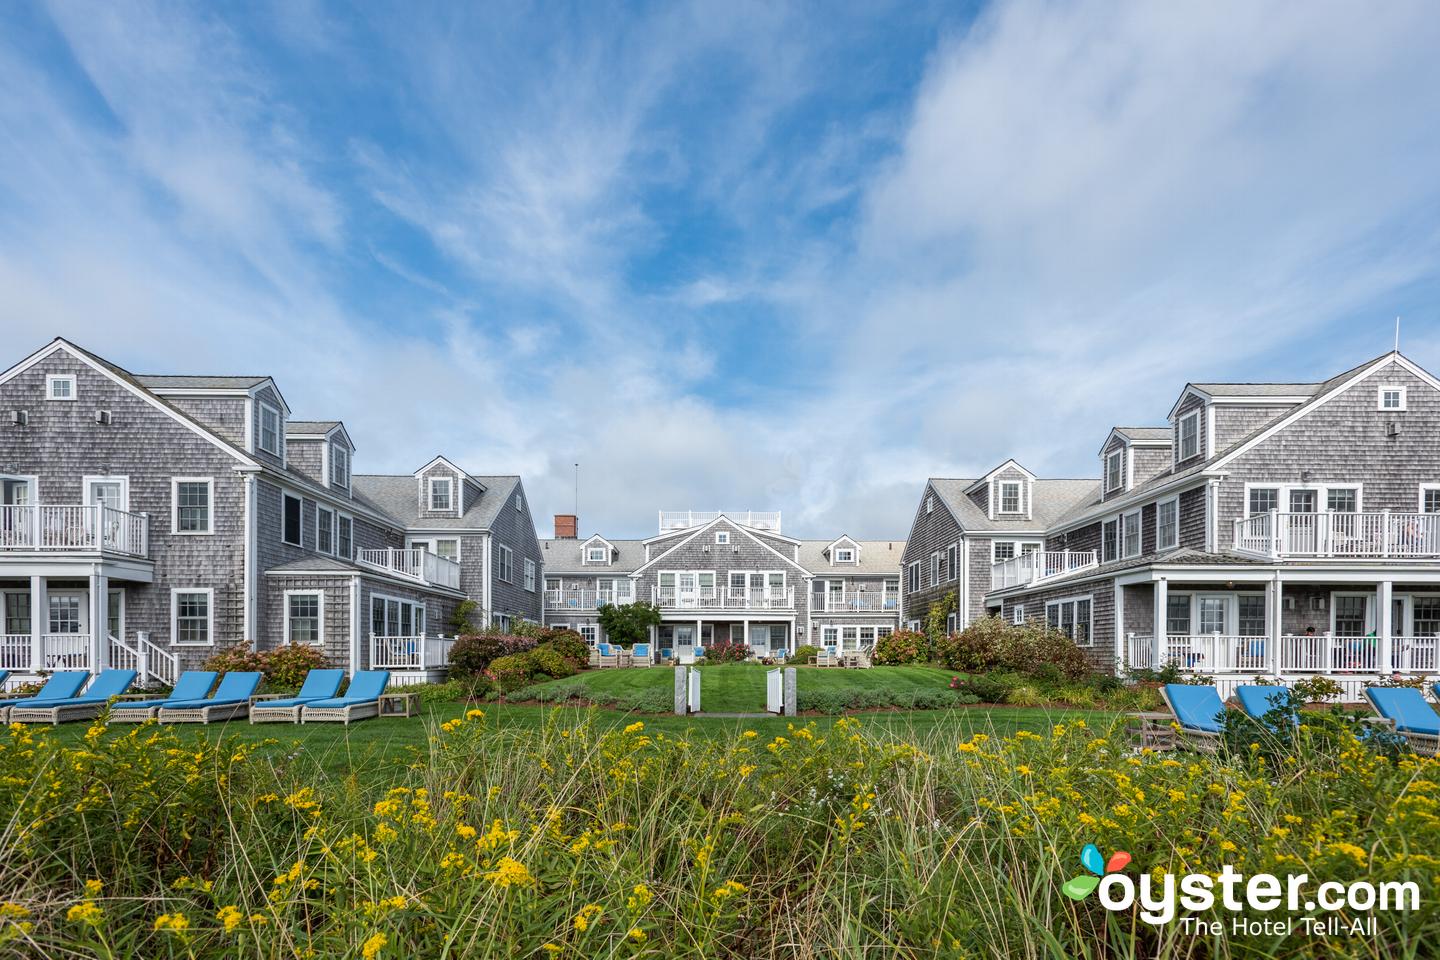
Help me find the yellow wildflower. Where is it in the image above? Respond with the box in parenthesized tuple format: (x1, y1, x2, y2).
(572, 904, 603, 932)
(466, 709, 485, 720)
(217, 905, 243, 933)
(154, 912, 189, 934)
(66, 902, 104, 927)
(362, 932, 387, 959)
(629, 927, 647, 944)
(484, 856, 534, 889)
(712, 880, 747, 900)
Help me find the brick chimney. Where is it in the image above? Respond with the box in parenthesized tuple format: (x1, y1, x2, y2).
(553, 514, 578, 539)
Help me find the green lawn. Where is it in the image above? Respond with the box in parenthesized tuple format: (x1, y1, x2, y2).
(53, 699, 1108, 784)
(520, 661, 962, 713)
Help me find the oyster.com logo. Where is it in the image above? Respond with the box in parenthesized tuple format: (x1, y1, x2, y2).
(1061, 843, 1130, 901)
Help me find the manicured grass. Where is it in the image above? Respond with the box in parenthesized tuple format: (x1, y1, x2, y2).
(520, 661, 961, 713)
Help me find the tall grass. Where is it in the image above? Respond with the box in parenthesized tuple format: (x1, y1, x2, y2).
(0, 711, 1435, 958)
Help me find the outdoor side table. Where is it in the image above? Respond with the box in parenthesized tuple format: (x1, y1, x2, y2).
(379, 692, 419, 718)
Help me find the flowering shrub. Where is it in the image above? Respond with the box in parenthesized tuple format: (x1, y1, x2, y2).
(933, 616, 1090, 680)
(5, 708, 1439, 956)
(870, 628, 928, 664)
(203, 643, 331, 689)
(703, 640, 750, 663)
(447, 634, 537, 679)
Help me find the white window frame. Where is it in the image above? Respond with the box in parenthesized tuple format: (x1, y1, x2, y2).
(930, 551, 941, 586)
(496, 543, 515, 583)
(1245, 484, 1280, 517)
(907, 561, 920, 593)
(428, 476, 454, 512)
(408, 537, 461, 562)
(170, 477, 215, 536)
(834, 547, 855, 563)
(1420, 484, 1440, 514)
(284, 589, 325, 645)
(1122, 509, 1142, 559)
(170, 587, 215, 646)
(370, 592, 426, 639)
(578, 623, 598, 645)
(1011, 603, 1025, 625)
(1105, 449, 1124, 494)
(926, 496, 934, 514)
(585, 545, 609, 564)
(1177, 409, 1200, 461)
(1101, 518, 1120, 563)
(330, 444, 350, 490)
(1155, 496, 1179, 552)
(1378, 385, 1407, 411)
(258, 401, 283, 456)
(45, 373, 77, 401)
(336, 513, 353, 559)
(316, 505, 336, 555)
(524, 558, 537, 592)
(991, 540, 1042, 563)
(997, 481, 1023, 515)
(715, 531, 730, 545)
(1045, 594, 1094, 647)
(281, 490, 304, 547)
(1244, 481, 1365, 517)
(83, 475, 130, 512)
(947, 543, 958, 581)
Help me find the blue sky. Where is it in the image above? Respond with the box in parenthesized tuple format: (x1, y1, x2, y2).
(3, 1, 1440, 539)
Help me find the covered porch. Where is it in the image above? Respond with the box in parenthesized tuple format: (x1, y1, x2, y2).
(655, 616, 795, 662)
(1117, 566, 1440, 699)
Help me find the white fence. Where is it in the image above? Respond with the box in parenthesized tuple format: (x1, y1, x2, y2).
(1125, 632, 1438, 675)
(370, 635, 455, 670)
(653, 587, 795, 610)
(658, 510, 781, 533)
(1234, 510, 1440, 559)
(546, 589, 632, 611)
(0, 504, 149, 557)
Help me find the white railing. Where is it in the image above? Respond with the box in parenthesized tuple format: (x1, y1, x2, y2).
(0, 636, 30, 672)
(545, 589, 633, 611)
(108, 633, 178, 686)
(658, 510, 782, 533)
(1122, 631, 1437, 676)
(370, 635, 454, 670)
(1233, 510, 1440, 559)
(0, 504, 149, 557)
(813, 592, 900, 613)
(42, 634, 89, 671)
(990, 550, 1098, 590)
(1280, 634, 1381, 673)
(653, 587, 795, 610)
(356, 548, 461, 590)
(1393, 635, 1439, 673)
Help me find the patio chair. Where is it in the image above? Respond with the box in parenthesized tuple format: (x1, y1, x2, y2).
(1234, 685, 1298, 731)
(0, 671, 89, 722)
(1363, 687, 1440, 757)
(110, 671, 217, 723)
(659, 647, 673, 663)
(250, 669, 347, 724)
(816, 648, 839, 668)
(9, 669, 138, 724)
(301, 670, 392, 725)
(158, 671, 263, 724)
(1140, 684, 1230, 753)
(631, 643, 652, 667)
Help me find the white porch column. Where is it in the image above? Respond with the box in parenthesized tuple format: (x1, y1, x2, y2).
(1378, 579, 1393, 676)
(29, 576, 46, 673)
(1270, 576, 1283, 679)
(90, 571, 109, 672)
(1153, 577, 1168, 667)
(1112, 581, 1125, 676)
(741, 618, 749, 648)
(696, 619, 702, 651)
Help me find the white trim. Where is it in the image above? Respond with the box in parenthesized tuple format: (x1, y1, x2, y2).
(82, 474, 130, 512)
(581, 534, 615, 564)
(1011, 603, 1025, 625)
(1377, 384, 1407, 411)
(1419, 484, 1440, 513)
(524, 557, 537, 592)
(329, 443, 351, 491)
(45, 373, 76, 401)
(963, 459, 1037, 493)
(243, 474, 257, 649)
(170, 587, 215, 646)
(1155, 496, 1179, 552)
(284, 589, 325, 645)
(170, 476, 215, 535)
(1104, 448, 1124, 495)
(995, 479, 1024, 515)
(1176, 408, 1201, 462)
(257, 401, 283, 457)
(496, 542, 515, 583)
(316, 504, 336, 556)
(1241, 481, 1365, 516)
(411, 455, 470, 482)
(1044, 593, 1095, 647)
(1329, 590, 1376, 636)
(990, 539, 1042, 563)
(632, 516, 806, 575)
(1121, 508, 1142, 559)
(407, 536, 460, 562)
(426, 475, 454, 513)
(715, 531, 730, 545)
(281, 490, 304, 547)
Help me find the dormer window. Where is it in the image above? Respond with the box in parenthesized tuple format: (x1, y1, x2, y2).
(1379, 385, 1406, 411)
(715, 532, 730, 545)
(45, 374, 76, 401)
(997, 481, 1022, 514)
(330, 445, 350, 490)
(258, 402, 283, 456)
(586, 546, 608, 563)
(1105, 449, 1124, 494)
(1177, 410, 1200, 460)
(428, 476, 453, 511)
(835, 547, 855, 563)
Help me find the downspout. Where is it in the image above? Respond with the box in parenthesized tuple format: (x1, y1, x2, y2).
(349, 574, 361, 677)
(242, 472, 258, 650)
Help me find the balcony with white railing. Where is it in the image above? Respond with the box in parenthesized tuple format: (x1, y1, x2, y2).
(0, 504, 149, 558)
(813, 592, 900, 614)
(1233, 510, 1440, 560)
(652, 586, 795, 612)
(658, 510, 782, 533)
(990, 550, 1098, 590)
(1124, 632, 1438, 675)
(545, 589, 633, 611)
(356, 548, 462, 590)
(371, 635, 455, 671)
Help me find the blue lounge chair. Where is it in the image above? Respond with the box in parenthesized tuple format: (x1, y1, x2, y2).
(9, 669, 138, 724)
(1364, 687, 1440, 757)
(1234, 685, 1298, 731)
(249, 669, 346, 724)
(0, 671, 88, 721)
(110, 671, 218, 723)
(158, 671, 263, 724)
(693, 646, 705, 659)
(659, 647, 673, 662)
(1154, 684, 1229, 752)
(631, 643, 652, 667)
(301, 670, 391, 725)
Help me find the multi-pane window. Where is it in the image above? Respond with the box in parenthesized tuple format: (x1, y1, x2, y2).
(1424, 488, 1440, 514)
(1166, 595, 1191, 635)
(716, 532, 729, 545)
(1248, 487, 1278, 516)
(1156, 498, 1179, 551)
(49, 595, 82, 633)
(1198, 596, 1227, 634)
(1379, 386, 1406, 411)
(993, 541, 1017, 562)
(496, 544, 515, 583)
(282, 493, 302, 546)
(371, 596, 424, 638)
(946, 544, 958, 581)
(287, 593, 322, 644)
(337, 515, 353, 559)
(258, 403, 281, 456)
(1333, 596, 1368, 636)
(331, 446, 350, 489)
(998, 481, 1022, 514)
(46, 374, 75, 400)
(1238, 595, 1267, 636)
(930, 552, 941, 585)
(316, 507, 335, 555)
(1122, 511, 1141, 558)
(1106, 450, 1123, 493)
(835, 548, 854, 562)
(579, 624, 598, 644)
(4, 594, 30, 635)
(907, 562, 920, 593)
(1326, 487, 1358, 513)
(586, 546, 607, 562)
(1413, 598, 1440, 637)
(174, 480, 212, 533)
(1011, 604, 1024, 625)
(429, 477, 453, 511)
(1177, 411, 1199, 460)
(1046, 597, 1092, 646)
(1102, 519, 1119, 563)
(434, 539, 459, 561)
(1289, 489, 1317, 513)
(524, 559, 536, 592)
(174, 591, 210, 645)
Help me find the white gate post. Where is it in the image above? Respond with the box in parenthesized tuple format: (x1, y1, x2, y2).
(783, 666, 797, 717)
(688, 668, 701, 714)
(673, 665, 688, 716)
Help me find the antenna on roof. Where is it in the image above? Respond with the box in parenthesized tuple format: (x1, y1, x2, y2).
(574, 463, 579, 517)
(1395, 317, 1401, 353)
